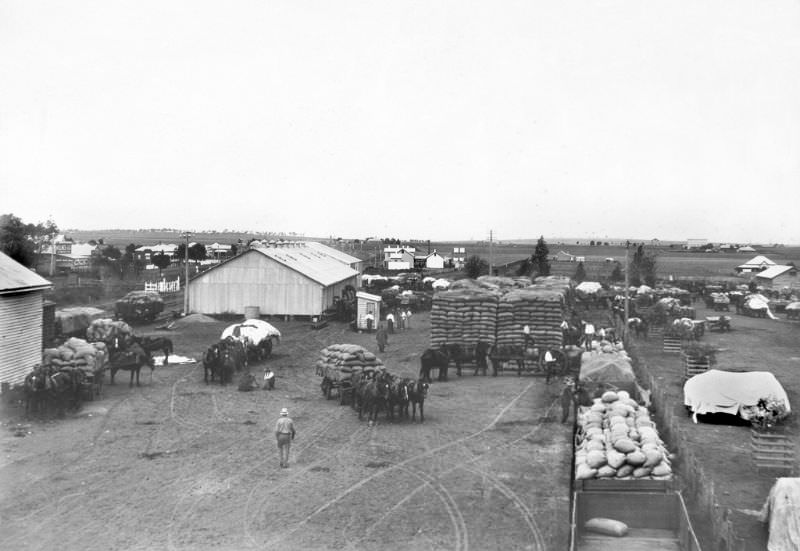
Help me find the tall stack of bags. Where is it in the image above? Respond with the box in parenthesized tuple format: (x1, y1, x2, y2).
(574, 389, 673, 480)
(85, 318, 134, 343)
(494, 287, 567, 351)
(42, 337, 107, 376)
(430, 289, 499, 348)
(315, 344, 384, 381)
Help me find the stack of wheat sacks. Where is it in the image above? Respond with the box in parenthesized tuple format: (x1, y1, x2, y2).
(574, 389, 673, 481)
(430, 289, 499, 348)
(494, 286, 567, 352)
(42, 337, 107, 376)
(315, 344, 384, 381)
(85, 318, 134, 343)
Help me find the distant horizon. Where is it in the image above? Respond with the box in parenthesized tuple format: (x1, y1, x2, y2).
(60, 228, 797, 248)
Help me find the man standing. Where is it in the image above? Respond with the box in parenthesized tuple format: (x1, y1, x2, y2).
(375, 323, 388, 353)
(405, 309, 413, 330)
(263, 367, 275, 390)
(275, 407, 296, 468)
(386, 311, 395, 334)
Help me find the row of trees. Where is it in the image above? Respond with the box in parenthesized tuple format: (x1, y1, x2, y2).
(0, 213, 59, 268)
(462, 236, 657, 286)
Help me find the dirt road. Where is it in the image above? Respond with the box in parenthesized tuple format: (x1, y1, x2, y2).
(0, 312, 573, 551)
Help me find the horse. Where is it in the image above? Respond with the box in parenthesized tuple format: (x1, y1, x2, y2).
(419, 348, 450, 383)
(131, 336, 173, 365)
(627, 317, 649, 339)
(406, 379, 429, 423)
(203, 343, 223, 384)
(474, 341, 491, 376)
(109, 343, 154, 387)
(358, 378, 388, 423)
(384, 375, 409, 421)
(24, 366, 49, 416)
(48, 369, 82, 417)
(222, 337, 247, 371)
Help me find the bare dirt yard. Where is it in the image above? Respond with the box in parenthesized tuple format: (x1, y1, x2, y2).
(628, 301, 800, 550)
(0, 312, 573, 551)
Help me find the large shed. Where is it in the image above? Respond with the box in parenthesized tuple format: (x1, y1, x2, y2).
(0, 252, 52, 387)
(187, 243, 359, 317)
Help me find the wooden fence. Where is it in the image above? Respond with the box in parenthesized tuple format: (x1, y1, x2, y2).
(144, 277, 181, 293)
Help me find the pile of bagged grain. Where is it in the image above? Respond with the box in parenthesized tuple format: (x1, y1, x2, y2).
(42, 337, 107, 375)
(574, 389, 673, 480)
(495, 287, 567, 350)
(315, 344, 384, 381)
(85, 318, 134, 343)
(430, 289, 499, 348)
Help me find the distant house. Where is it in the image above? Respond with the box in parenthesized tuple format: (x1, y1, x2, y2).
(718, 244, 736, 251)
(384, 247, 415, 271)
(753, 265, 798, 290)
(1, 252, 52, 386)
(736, 255, 776, 274)
(37, 241, 97, 274)
(737, 246, 757, 253)
(554, 251, 576, 262)
(685, 238, 709, 249)
(423, 251, 445, 270)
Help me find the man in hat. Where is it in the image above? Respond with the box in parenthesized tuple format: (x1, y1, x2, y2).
(275, 407, 296, 468)
(375, 323, 388, 353)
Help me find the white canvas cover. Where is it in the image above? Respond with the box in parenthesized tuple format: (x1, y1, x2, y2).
(575, 281, 602, 294)
(221, 319, 282, 345)
(787, 302, 800, 312)
(758, 477, 800, 551)
(578, 352, 636, 383)
(683, 369, 791, 421)
(432, 278, 451, 289)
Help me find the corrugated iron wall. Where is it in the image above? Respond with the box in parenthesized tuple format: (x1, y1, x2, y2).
(0, 292, 44, 386)
(188, 253, 358, 316)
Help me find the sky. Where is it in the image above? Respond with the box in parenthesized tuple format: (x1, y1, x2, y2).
(1, 1, 799, 244)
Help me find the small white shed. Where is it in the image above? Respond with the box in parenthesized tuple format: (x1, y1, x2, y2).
(356, 291, 382, 331)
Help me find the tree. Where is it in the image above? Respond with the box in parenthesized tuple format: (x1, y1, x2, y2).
(189, 242, 207, 262)
(530, 236, 551, 277)
(610, 262, 624, 282)
(0, 214, 36, 267)
(464, 255, 489, 279)
(574, 262, 586, 283)
(630, 244, 657, 287)
(151, 253, 172, 277)
(589, 240, 595, 246)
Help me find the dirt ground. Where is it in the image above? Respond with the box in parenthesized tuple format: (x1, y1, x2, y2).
(629, 302, 800, 550)
(0, 312, 573, 551)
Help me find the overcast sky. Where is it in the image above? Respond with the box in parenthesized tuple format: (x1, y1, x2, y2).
(1, 1, 799, 244)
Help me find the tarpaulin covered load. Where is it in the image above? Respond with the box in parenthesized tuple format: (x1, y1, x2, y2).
(757, 477, 800, 551)
(683, 369, 791, 422)
(575, 281, 602, 295)
(56, 307, 107, 336)
(86, 318, 134, 343)
(579, 352, 635, 384)
(221, 319, 282, 345)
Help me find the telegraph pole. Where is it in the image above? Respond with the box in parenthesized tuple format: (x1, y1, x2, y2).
(182, 231, 192, 315)
(489, 230, 494, 276)
(623, 240, 630, 339)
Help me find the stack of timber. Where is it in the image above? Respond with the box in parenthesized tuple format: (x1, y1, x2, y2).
(314, 344, 384, 381)
(430, 289, 499, 348)
(495, 286, 568, 350)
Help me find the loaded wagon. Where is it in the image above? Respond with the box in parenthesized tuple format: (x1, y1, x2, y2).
(114, 290, 164, 323)
(704, 315, 731, 332)
(315, 344, 384, 405)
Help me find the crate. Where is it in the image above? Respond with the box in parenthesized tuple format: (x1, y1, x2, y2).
(751, 429, 795, 476)
(682, 354, 709, 379)
(663, 336, 682, 353)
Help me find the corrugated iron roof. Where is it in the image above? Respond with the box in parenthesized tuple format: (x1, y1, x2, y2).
(303, 241, 363, 266)
(0, 252, 52, 294)
(738, 255, 776, 268)
(754, 265, 795, 280)
(254, 247, 358, 286)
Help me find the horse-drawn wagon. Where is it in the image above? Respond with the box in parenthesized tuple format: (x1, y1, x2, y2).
(705, 315, 731, 332)
(489, 344, 569, 381)
(114, 290, 164, 323)
(316, 344, 384, 405)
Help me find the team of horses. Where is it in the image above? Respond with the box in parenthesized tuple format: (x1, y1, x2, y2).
(202, 335, 273, 385)
(341, 370, 429, 424)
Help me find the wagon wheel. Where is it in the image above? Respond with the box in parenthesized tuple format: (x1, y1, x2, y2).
(325, 380, 335, 400)
(321, 377, 329, 397)
(339, 386, 349, 406)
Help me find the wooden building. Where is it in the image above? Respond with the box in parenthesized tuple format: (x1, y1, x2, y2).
(753, 265, 799, 290)
(187, 243, 359, 317)
(355, 291, 382, 331)
(0, 252, 52, 387)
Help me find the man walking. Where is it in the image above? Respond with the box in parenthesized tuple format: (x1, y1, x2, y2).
(275, 407, 296, 468)
(376, 323, 388, 353)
